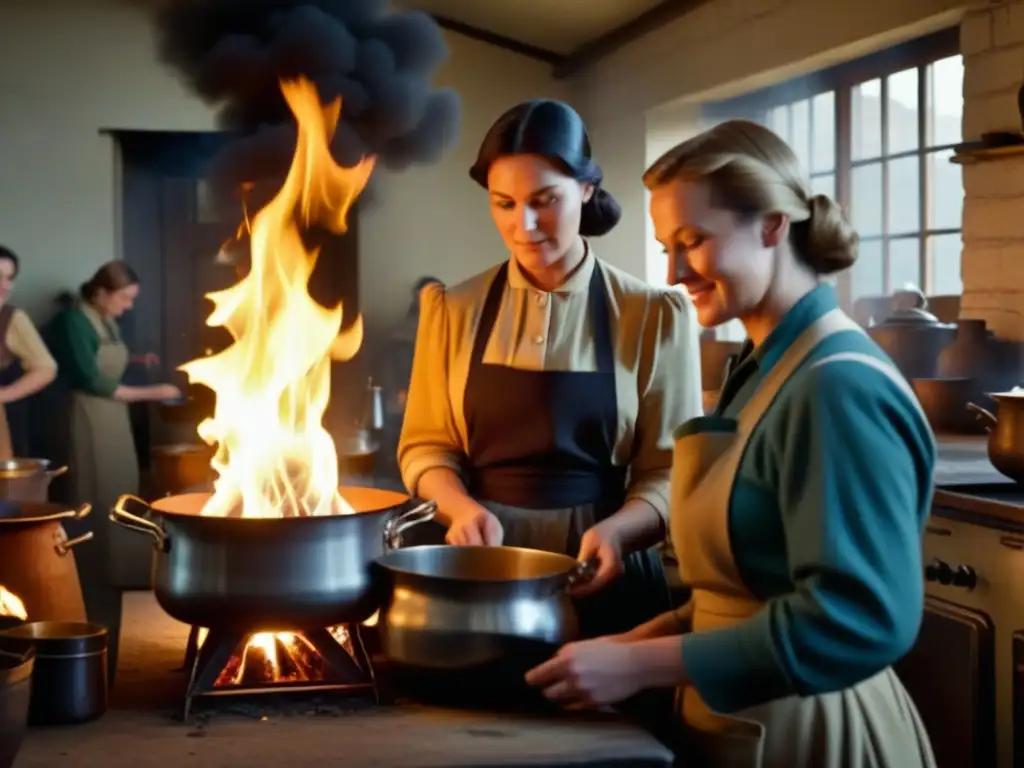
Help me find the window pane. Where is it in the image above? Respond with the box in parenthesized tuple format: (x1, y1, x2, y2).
(852, 79, 882, 160)
(811, 91, 835, 172)
(811, 173, 835, 199)
(929, 233, 963, 295)
(888, 237, 922, 292)
(850, 239, 884, 300)
(768, 105, 789, 142)
(928, 56, 964, 147)
(887, 68, 920, 154)
(790, 99, 811, 173)
(887, 156, 920, 235)
(852, 162, 883, 236)
(927, 149, 963, 230)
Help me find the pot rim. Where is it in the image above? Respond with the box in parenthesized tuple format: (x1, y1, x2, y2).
(376, 544, 580, 583)
(0, 621, 107, 642)
(0, 500, 90, 525)
(147, 487, 413, 520)
(0, 645, 34, 687)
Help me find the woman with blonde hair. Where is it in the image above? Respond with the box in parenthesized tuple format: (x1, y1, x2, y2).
(526, 120, 937, 767)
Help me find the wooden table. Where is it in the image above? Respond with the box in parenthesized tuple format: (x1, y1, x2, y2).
(12, 593, 674, 768)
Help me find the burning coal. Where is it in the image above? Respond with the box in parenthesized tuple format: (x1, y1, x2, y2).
(153, 0, 461, 191)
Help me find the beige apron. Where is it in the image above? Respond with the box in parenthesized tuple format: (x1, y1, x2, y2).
(66, 304, 141, 589)
(669, 308, 936, 768)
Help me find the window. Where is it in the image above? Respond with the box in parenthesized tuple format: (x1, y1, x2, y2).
(701, 29, 963, 306)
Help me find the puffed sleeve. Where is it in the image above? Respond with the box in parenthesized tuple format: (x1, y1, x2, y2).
(626, 289, 704, 523)
(6, 309, 56, 371)
(680, 356, 935, 713)
(397, 283, 466, 496)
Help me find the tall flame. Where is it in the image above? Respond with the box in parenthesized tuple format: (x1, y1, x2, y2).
(182, 78, 375, 518)
(0, 585, 27, 620)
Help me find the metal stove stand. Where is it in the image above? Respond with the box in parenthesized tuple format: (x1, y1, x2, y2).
(179, 624, 391, 719)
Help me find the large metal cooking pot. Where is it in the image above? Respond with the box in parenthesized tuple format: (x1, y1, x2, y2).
(867, 289, 956, 380)
(109, 488, 435, 631)
(374, 545, 593, 671)
(0, 460, 67, 503)
(968, 391, 1024, 482)
(0, 503, 93, 622)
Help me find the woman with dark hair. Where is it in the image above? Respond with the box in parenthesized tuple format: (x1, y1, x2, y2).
(0, 246, 58, 458)
(399, 100, 703, 640)
(47, 261, 181, 594)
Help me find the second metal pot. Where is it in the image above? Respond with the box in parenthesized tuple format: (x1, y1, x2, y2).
(110, 488, 436, 631)
(0, 460, 67, 504)
(374, 545, 594, 672)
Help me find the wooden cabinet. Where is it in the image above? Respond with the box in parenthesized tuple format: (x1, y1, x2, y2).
(896, 596, 996, 768)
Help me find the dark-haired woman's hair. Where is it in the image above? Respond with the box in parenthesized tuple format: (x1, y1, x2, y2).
(80, 261, 140, 303)
(0, 246, 20, 279)
(469, 100, 621, 237)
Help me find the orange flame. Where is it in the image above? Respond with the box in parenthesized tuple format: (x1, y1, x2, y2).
(0, 585, 26, 620)
(181, 78, 375, 519)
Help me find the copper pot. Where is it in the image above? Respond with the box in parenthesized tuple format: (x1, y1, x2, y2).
(149, 444, 214, 496)
(0, 503, 93, 623)
(968, 392, 1024, 482)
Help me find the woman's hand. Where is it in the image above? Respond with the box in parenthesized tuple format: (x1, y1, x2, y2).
(572, 517, 624, 596)
(445, 502, 504, 546)
(525, 637, 644, 708)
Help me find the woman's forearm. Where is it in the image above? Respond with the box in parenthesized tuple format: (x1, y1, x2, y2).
(0, 367, 55, 403)
(416, 467, 484, 525)
(112, 384, 165, 404)
(627, 636, 692, 690)
(605, 498, 665, 552)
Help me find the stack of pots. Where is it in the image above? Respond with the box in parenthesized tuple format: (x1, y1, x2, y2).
(0, 459, 94, 625)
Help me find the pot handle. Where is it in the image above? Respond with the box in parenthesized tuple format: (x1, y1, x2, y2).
(110, 494, 168, 551)
(45, 465, 68, 479)
(54, 527, 93, 557)
(967, 402, 997, 432)
(566, 558, 598, 590)
(383, 500, 437, 550)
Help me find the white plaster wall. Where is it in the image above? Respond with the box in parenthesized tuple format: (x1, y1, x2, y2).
(0, 0, 568, 328)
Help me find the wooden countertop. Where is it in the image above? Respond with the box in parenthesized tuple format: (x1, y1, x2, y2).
(12, 593, 674, 768)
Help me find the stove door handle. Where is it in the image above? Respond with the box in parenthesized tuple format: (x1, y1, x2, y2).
(383, 500, 437, 550)
(110, 494, 168, 551)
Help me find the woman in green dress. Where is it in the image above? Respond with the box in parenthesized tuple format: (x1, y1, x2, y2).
(48, 261, 181, 604)
(526, 121, 937, 767)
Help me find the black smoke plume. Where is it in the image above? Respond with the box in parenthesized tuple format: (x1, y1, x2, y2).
(153, 0, 462, 196)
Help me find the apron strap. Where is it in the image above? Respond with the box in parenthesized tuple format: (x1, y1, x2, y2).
(736, 308, 861, 432)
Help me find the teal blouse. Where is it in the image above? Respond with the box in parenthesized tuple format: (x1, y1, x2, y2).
(681, 284, 935, 714)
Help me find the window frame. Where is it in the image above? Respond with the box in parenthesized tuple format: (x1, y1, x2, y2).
(701, 27, 961, 306)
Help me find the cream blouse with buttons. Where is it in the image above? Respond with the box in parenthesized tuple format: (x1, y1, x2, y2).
(6, 309, 56, 371)
(398, 247, 704, 523)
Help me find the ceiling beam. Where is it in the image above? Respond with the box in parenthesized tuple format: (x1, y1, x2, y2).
(553, 0, 715, 79)
(432, 15, 566, 67)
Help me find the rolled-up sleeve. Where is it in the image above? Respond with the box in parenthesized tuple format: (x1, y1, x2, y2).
(681, 358, 935, 713)
(626, 290, 703, 522)
(397, 283, 466, 496)
(6, 309, 56, 371)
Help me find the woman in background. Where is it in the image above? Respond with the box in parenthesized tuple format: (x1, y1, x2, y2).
(48, 261, 180, 592)
(399, 100, 703, 640)
(525, 120, 936, 767)
(0, 246, 58, 458)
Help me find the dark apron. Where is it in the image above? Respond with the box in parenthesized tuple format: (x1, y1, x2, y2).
(463, 261, 671, 640)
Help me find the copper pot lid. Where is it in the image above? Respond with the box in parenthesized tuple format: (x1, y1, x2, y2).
(0, 501, 91, 525)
